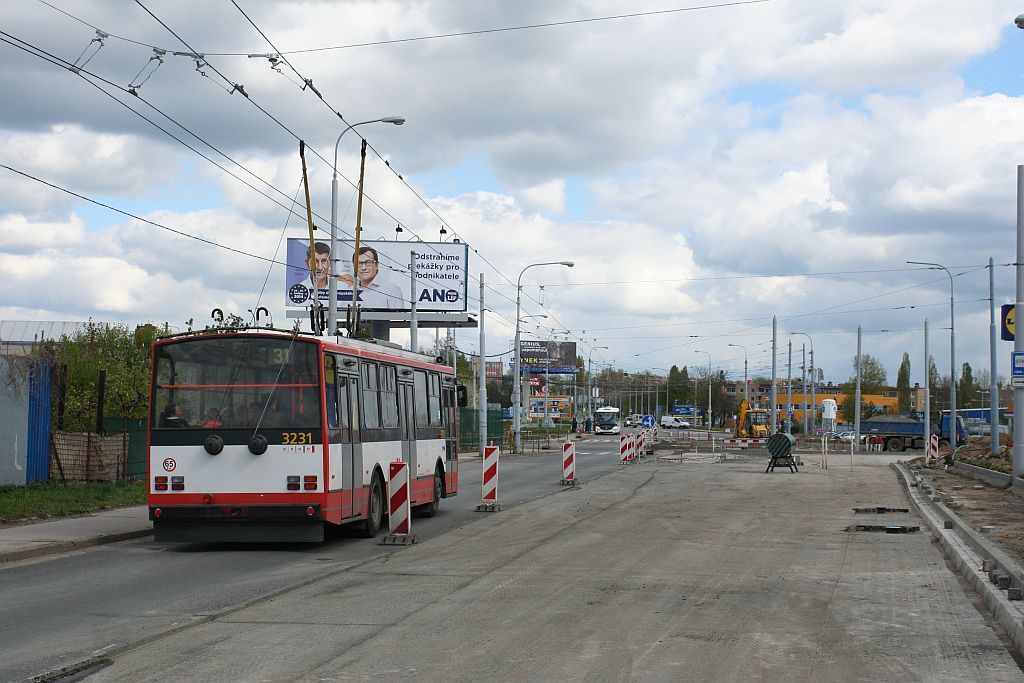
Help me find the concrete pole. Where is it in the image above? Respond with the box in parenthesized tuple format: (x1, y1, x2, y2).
(1015, 165, 1024, 477)
(802, 344, 808, 435)
(409, 251, 418, 353)
(512, 289, 523, 454)
(478, 274, 487, 456)
(770, 316, 778, 434)
(786, 340, 793, 433)
(990, 256, 999, 456)
(924, 319, 930, 454)
(855, 325, 862, 451)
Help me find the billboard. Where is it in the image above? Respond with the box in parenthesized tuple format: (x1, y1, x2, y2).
(285, 238, 469, 312)
(520, 340, 578, 374)
(529, 395, 572, 419)
(470, 357, 504, 381)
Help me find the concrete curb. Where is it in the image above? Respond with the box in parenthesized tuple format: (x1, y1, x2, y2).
(951, 461, 1012, 489)
(892, 462, 1024, 656)
(0, 528, 153, 565)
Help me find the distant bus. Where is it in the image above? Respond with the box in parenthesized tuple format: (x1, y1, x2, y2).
(593, 406, 621, 435)
(147, 329, 465, 543)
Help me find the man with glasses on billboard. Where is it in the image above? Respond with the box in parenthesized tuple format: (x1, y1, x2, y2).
(339, 246, 404, 310)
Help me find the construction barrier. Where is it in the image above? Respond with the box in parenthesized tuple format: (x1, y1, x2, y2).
(629, 433, 638, 463)
(723, 438, 767, 449)
(482, 445, 498, 502)
(619, 434, 630, 465)
(927, 434, 940, 462)
(380, 460, 417, 545)
(561, 440, 576, 485)
(676, 430, 715, 442)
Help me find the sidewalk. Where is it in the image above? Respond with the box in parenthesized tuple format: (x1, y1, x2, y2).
(0, 505, 152, 564)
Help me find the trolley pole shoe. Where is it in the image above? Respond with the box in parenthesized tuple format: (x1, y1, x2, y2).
(560, 440, 577, 486)
(476, 445, 501, 512)
(380, 460, 418, 545)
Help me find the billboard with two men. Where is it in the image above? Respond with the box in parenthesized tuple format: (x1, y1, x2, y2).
(285, 238, 469, 312)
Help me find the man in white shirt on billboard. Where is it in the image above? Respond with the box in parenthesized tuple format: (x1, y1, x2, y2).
(339, 246, 405, 310)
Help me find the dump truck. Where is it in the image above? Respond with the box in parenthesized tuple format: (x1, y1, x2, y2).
(859, 413, 968, 452)
(735, 400, 770, 438)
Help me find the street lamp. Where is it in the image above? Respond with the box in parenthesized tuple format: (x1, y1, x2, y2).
(695, 350, 712, 428)
(328, 116, 405, 334)
(907, 261, 957, 447)
(727, 343, 748, 404)
(513, 261, 574, 452)
(587, 346, 608, 429)
(791, 332, 815, 434)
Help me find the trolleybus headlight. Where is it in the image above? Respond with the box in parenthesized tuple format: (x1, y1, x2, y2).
(248, 434, 269, 455)
(204, 434, 224, 455)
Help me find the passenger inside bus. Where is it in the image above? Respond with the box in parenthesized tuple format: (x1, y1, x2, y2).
(200, 407, 223, 429)
(160, 404, 189, 428)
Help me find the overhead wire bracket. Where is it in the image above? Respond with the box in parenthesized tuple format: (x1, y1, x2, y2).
(71, 29, 108, 73)
(128, 47, 166, 95)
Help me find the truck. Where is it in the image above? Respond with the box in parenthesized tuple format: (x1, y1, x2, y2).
(859, 413, 968, 452)
(735, 400, 770, 438)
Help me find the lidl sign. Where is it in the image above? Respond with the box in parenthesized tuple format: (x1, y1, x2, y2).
(1002, 304, 1015, 341)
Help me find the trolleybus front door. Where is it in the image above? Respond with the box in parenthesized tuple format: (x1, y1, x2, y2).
(337, 374, 358, 517)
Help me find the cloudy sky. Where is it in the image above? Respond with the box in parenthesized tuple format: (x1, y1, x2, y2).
(2, 0, 1024, 392)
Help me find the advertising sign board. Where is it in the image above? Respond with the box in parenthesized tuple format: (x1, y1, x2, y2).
(520, 340, 578, 374)
(285, 238, 468, 312)
(672, 403, 696, 416)
(529, 395, 572, 419)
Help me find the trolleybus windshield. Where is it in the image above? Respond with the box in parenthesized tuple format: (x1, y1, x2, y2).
(151, 337, 321, 430)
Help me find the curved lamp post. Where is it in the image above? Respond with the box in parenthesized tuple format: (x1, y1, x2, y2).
(727, 343, 748, 404)
(908, 261, 956, 446)
(328, 116, 405, 334)
(790, 332, 815, 434)
(513, 262, 574, 452)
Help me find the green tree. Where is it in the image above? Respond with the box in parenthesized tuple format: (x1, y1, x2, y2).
(959, 362, 976, 407)
(840, 353, 887, 422)
(897, 353, 912, 414)
(40, 321, 154, 432)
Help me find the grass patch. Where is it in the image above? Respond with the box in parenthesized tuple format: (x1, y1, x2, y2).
(0, 481, 147, 525)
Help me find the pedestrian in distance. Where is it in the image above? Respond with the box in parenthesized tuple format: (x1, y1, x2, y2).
(571, 416, 579, 433)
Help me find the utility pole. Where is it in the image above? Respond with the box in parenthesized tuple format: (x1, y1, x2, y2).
(770, 317, 778, 434)
(801, 344, 808, 434)
(924, 318, 930, 456)
(855, 325, 862, 451)
(786, 340, 793, 433)
(478, 274, 486, 457)
(989, 256, 999, 456)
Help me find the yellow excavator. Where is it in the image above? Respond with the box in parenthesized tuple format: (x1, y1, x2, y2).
(735, 400, 770, 438)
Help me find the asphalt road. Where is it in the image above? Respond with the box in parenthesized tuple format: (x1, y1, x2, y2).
(0, 435, 625, 682)
(85, 452, 1022, 682)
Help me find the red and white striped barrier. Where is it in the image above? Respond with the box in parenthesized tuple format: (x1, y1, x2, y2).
(380, 460, 417, 545)
(482, 444, 499, 503)
(926, 434, 940, 462)
(628, 433, 637, 462)
(723, 438, 767, 449)
(619, 434, 631, 465)
(561, 440, 576, 485)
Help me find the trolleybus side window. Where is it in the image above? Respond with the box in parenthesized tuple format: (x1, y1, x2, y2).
(361, 361, 381, 437)
(428, 372, 442, 427)
(324, 355, 338, 430)
(413, 370, 429, 428)
(380, 365, 399, 430)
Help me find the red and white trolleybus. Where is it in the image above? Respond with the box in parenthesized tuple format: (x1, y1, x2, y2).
(147, 329, 463, 542)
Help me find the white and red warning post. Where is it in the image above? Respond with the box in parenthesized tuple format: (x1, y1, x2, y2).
(561, 440, 576, 485)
